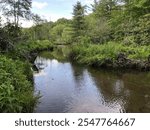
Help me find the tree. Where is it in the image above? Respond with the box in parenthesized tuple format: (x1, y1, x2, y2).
(72, 1, 86, 40)
(0, 0, 32, 27)
(94, 0, 117, 18)
(51, 23, 67, 43)
(92, 0, 99, 12)
(55, 18, 71, 25)
(112, 0, 150, 44)
(31, 14, 48, 40)
(0, 23, 14, 52)
(61, 26, 74, 44)
(0, 0, 32, 51)
(88, 0, 117, 43)
(85, 14, 111, 44)
(32, 14, 46, 26)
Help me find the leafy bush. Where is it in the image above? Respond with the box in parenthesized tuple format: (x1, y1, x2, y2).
(0, 55, 37, 112)
(16, 40, 53, 53)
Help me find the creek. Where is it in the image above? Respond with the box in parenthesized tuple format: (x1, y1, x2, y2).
(34, 51, 150, 113)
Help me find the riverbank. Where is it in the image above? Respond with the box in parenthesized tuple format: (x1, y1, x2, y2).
(0, 40, 53, 112)
(1, 40, 150, 112)
(70, 42, 150, 71)
(16, 40, 54, 62)
(0, 55, 37, 112)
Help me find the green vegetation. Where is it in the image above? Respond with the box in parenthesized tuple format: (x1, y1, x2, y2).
(68, 0, 150, 70)
(71, 42, 150, 70)
(0, 0, 150, 112)
(16, 40, 53, 54)
(72, 1, 86, 40)
(0, 0, 40, 112)
(0, 55, 37, 112)
(40, 46, 71, 62)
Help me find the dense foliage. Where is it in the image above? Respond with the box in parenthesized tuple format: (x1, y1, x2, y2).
(69, 0, 150, 69)
(0, 0, 150, 112)
(0, 55, 37, 112)
(0, 0, 38, 113)
(21, 0, 150, 46)
(71, 42, 150, 70)
(72, 1, 86, 41)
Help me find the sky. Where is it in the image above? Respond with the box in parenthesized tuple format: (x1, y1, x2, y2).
(22, 0, 94, 27)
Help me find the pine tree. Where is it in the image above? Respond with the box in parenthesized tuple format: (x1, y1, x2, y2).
(72, 1, 86, 40)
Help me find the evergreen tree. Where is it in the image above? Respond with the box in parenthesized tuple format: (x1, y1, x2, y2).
(72, 1, 86, 40)
(94, 0, 117, 18)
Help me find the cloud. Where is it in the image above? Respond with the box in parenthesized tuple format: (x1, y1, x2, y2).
(35, 11, 72, 22)
(83, 0, 94, 5)
(32, 1, 48, 9)
(21, 12, 72, 28)
(21, 0, 94, 27)
(20, 20, 34, 28)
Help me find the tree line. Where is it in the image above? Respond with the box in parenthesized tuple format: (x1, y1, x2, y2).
(1, 0, 150, 52)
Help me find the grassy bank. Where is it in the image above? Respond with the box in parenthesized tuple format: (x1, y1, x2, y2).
(16, 40, 53, 55)
(17, 40, 53, 52)
(70, 42, 150, 70)
(0, 55, 37, 112)
(0, 40, 53, 112)
(13, 40, 54, 63)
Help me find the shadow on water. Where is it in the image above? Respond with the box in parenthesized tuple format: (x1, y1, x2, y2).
(33, 51, 150, 113)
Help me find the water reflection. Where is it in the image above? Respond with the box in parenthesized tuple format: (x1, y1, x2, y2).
(34, 56, 150, 113)
(34, 57, 48, 71)
(88, 69, 150, 112)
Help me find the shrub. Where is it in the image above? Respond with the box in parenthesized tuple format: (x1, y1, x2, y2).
(0, 55, 37, 112)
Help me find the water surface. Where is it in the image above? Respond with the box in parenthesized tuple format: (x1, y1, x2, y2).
(34, 52, 150, 113)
